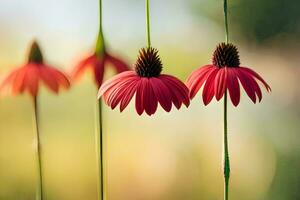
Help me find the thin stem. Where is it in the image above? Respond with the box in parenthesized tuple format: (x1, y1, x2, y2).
(96, 98, 105, 200)
(224, 0, 229, 44)
(99, 0, 103, 35)
(223, 1, 230, 199)
(223, 92, 230, 200)
(33, 97, 44, 200)
(146, 0, 151, 47)
(96, 0, 105, 55)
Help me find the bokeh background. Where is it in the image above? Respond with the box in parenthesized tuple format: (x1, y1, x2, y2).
(0, 0, 299, 199)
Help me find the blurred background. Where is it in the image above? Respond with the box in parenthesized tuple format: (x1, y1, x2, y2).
(0, 0, 299, 199)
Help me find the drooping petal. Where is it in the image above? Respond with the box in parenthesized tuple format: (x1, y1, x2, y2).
(186, 65, 215, 99)
(0, 68, 19, 90)
(202, 68, 219, 105)
(72, 54, 97, 79)
(39, 67, 59, 93)
(1, 67, 27, 95)
(140, 78, 158, 115)
(150, 77, 172, 112)
(120, 79, 139, 112)
(108, 77, 138, 109)
(160, 75, 190, 109)
(43, 64, 70, 92)
(104, 76, 133, 105)
(240, 67, 271, 92)
(105, 53, 129, 72)
(98, 71, 136, 98)
(242, 70, 262, 102)
(226, 68, 240, 106)
(12, 66, 28, 94)
(147, 81, 158, 115)
(186, 65, 213, 86)
(22, 65, 40, 96)
(50, 68, 71, 90)
(236, 69, 257, 103)
(93, 59, 105, 87)
(135, 80, 145, 115)
(214, 68, 227, 101)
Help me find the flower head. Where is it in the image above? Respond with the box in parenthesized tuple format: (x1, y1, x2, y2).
(98, 47, 190, 116)
(186, 43, 271, 106)
(1, 41, 70, 97)
(72, 50, 129, 87)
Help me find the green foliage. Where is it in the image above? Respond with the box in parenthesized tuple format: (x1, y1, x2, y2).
(190, 0, 300, 43)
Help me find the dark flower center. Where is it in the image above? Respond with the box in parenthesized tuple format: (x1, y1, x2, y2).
(28, 41, 44, 64)
(134, 47, 162, 77)
(212, 43, 240, 68)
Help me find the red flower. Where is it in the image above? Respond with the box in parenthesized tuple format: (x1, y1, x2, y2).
(72, 51, 129, 87)
(1, 41, 70, 97)
(98, 47, 190, 115)
(186, 43, 271, 106)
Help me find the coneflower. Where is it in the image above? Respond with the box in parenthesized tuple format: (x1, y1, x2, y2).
(1, 40, 70, 200)
(185, 1, 271, 200)
(70, 0, 129, 199)
(98, 0, 190, 115)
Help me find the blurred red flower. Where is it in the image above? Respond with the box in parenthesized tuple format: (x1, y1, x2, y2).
(98, 47, 190, 115)
(72, 51, 129, 87)
(1, 41, 70, 97)
(186, 43, 271, 106)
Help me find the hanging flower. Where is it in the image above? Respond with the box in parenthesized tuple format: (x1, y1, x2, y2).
(186, 43, 271, 106)
(98, 47, 190, 115)
(1, 41, 70, 97)
(71, 49, 129, 87)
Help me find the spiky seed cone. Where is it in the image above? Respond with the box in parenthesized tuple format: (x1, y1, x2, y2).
(135, 47, 162, 77)
(212, 43, 240, 68)
(28, 41, 44, 64)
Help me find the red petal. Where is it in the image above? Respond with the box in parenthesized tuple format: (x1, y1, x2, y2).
(135, 80, 145, 115)
(93, 59, 105, 87)
(186, 65, 213, 86)
(147, 83, 158, 115)
(120, 79, 139, 112)
(186, 65, 214, 99)
(150, 78, 172, 112)
(109, 77, 137, 109)
(22, 65, 40, 96)
(39, 67, 59, 93)
(72, 54, 97, 79)
(11, 66, 27, 94)
(240, 67, 271, 92)
(1, 68, 19, 90)
(98, 71, 136, 98)
(202, 68, 219, 105)
(214, 68, 227, 101)
(105, 76, 135, 105)
(52, 69, 70, 89)
(105, 53, 129, 72)
(45, 65, 70, 90)
(0, 66, 27, 95)
(142, 78, 158, 115)
(226, 68, 240, 106)
(236, 69, 257, 103)
(160, 75, 190, 109)
(242, 71, 262, 102)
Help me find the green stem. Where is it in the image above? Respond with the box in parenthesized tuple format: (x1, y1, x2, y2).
(96, 0, 105, 55)
(223, 92, 230, 200)
(33, 97, 44, 200)
(96, 98, 105, 200)
(224, 0, 229, 44)
(224, 0, 230, 200)
(223, 1, 230, 200)
(146, 0, 151, 48)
